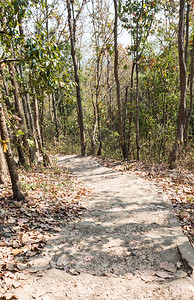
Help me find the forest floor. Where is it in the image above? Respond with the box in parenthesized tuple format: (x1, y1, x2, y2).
(0, 154, 193, 299)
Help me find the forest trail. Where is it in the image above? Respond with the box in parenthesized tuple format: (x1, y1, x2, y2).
(13, 155, 193, 299)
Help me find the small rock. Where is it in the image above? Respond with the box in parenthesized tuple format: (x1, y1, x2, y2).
(176, 261, 182, 269)
(66, 268, 80, 276)
(16, 263, 27, 270)
(177, 270, 187, 278)
(131, 251, 136, 256)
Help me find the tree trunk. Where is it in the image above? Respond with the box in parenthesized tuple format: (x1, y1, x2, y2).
(0, 104, 25, 200)
(17, 13, 38, 163)
(67, 0, 86, 156)
(32, 88, 51, 166)
(0, 135, 8, 184)
(106, 55, 112, 129)
(128, 62, 135, 157)
(169, 0, 187, 168)
(184, 36, 194, 148)
(91, 94, 97, 155)
(9, 64, 29, 165)
(52, 93, 60, 141)
(0, 65, 11, 109)
(33, 88, 43, 150)
(123, 86, 128, 141)
(113, 0, 128, 160)
(96, 56, 102, 156)
(135, 17, 140, 161)
(135, 62, 140, 161)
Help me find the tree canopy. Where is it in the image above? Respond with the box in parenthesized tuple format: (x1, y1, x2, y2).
(0, 0, 193, 198)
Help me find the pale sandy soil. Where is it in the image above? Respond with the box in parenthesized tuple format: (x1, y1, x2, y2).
(11, 155, 194, 299)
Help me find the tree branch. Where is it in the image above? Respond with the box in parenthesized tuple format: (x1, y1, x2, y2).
(0, 59, 21, 64)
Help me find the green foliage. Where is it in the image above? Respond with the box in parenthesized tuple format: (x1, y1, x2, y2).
(16, 130, 25, 137)
(0, 0, 193, 167)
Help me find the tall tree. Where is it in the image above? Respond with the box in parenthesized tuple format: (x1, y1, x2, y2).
(66, 0, 86, 156)
(169, 0, 192, 167)
(119, 0, 157, 160)
(113, 0, 128, 160)
(0, 103, 25, 200)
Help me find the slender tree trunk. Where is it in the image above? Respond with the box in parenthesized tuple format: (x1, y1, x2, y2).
(185, 2, 190, 66)
(91, 94, 98, 155)
(32, 88, 51, 166)
(135, 18, 140, 161)
(0, 104, 25, 200)
(0, 66, 11, 109)
(128, 62, 135, 157)
(39, 94, 44, 146)
(184, 36, 194, 148)
(9, 64, 23, 120)
(135, 62, 140, 161)
(9, 64, 29, 164)
(169, 0, 187, 167)
(0, 132, 8, 184)
(18, 66, 31, 132)
(33, 88, 43, 150)
(67, 0, 86, 156)
(123, 86, 128, 142)
(106, 55, 112, 129)
(177, 0, 187, 142)
(52, 93, 60, 141)
(113, 0, 128, 160)
(96, 57, 102, 156)
(26, 92, 39, 158)
(45, 0, 49, 38)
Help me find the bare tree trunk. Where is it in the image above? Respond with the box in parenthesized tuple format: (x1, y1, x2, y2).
(0, 135, 8, 184)
(184, 36, 194, 148)
(45, 0, 49, 38)
(128, 62, 135, 157)
(67, 0, 86, 156)
(106, 55, 112, 129)
(32, 88, 51, 166)
(9, 64, 29, 165)
(113, 0, 128, 160)
(9, 64, 23, 120)
(169, 0, 187, 168)
(135, 17, 140, 161)
(33, 88, 43, 150)
(184, 1, 190, 66)
(52, 93, 60, 141)
(91, 94, 97, 155)
(123, 86, 128, 140)
(96, 59, 102, 156)
(0, 65, 11, 109)
(0, 104, 25, 200)
(135, 62, 140, 161)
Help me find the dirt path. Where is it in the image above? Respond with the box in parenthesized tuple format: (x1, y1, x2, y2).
(12, 155, 193, 299)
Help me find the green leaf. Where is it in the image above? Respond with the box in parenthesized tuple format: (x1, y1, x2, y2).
(16, 130, 25, 137)
(27, 139, 34, 147)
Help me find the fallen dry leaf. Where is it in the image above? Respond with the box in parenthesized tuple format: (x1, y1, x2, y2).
(0, 162, 89, 294)
(160, 262, 177, 273)
(12, 249, 23, 256)
(17, 218, 28, 226)
(56, 254, 69, 267)
(139, 270, 156, 282)
(156, 270, 174, 279)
